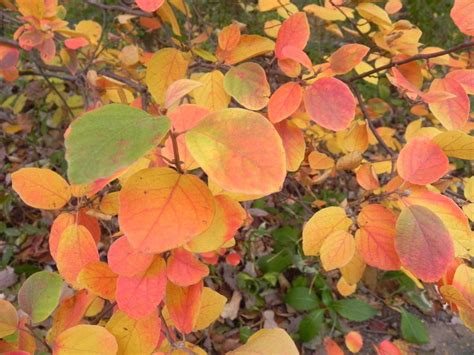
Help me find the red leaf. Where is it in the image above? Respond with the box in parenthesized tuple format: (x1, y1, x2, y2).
(166, 248, 209, 287)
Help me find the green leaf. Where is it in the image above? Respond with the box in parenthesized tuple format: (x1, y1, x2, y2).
(18, 271, 64, 323)
(298, 309, 324, 342)
(285, 287, 319, 311)
(333, 299, 377, 321)
(400, 309, 430, 344)
(65, 104, 171, 184)
(258, 248, 293, 273)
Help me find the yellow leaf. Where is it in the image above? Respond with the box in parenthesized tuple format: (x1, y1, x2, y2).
(433, 130, 474, 160)
(303, 207, 352, 256)
(0, 299, 18, 338)
(356, 3, 392, 30)
(193, 287, 227, 331)
(228, 328, 299, 355)
(191, 71, 230, 111)
(337, 277, 357, 296)
(320, 230, 355, 271)
(53, 324, 118, 355)
(465, 177, 474, 202)
(12, 168, 71, 210)
(223, 35, 275, 65)
(146, 48, 189, 105)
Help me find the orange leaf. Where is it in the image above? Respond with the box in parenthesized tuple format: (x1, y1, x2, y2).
(119, 167, 215, 253)
(324, 337, 344, 355)
(12, 168, 71, 210)
(280, 46, 313, 70)
(185, 108, 286, 195)
(0, 300, 18, 338)
(136, 0, 164, 13)
(304, 77, 356, 131)
(56, 225, 99, 285)
(396, 137, 449, 185)
(329, 44, 370, 75)
(375, 340, 401, 355)
(345, 331, 363, 353)
(453, 264, 474, 308)
(274, 119, 306, 172)
(222, 35, 275, 65)
(166, 248, 209, 287)
(218, 23, 241, 52)
(356, 164, 380, 190)
(162, 104, 210, 170)
(77, 261, 118, 301)
(428, 77, 470, 130)
(116, 256, 167, 319)
(308, 151, 334, 170)
(395, 205, 454, 282)
(106, 310, 161, 355)
(166, 281, 203, 334)
(164, 79, 202, 109)
(186, 195, 246, 253)
(268, 82, 303, 123)
(356, 204, 401, 271)
(275, 12, 309, 59)
(53, 324, 117, 355)
(320, 230, 355, 271)
(107, 236, 155, 277)
(451, 0, 474, 35)
(223, 62, 270, 110)
(64, 37, 89, 50)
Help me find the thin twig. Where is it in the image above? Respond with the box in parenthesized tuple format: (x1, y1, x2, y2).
(85, 0, 154, 18)
(170, 131, 184, 173)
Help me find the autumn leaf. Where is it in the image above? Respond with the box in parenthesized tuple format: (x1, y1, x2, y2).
(166, 248, 209, 287)
(65, 104, 170, 184)
(193, 287, 227, 331)
(223, 62, 270, 110)
(320, 231, 355, 271)
(190, 70, 230, 111)
(166, 281, 203, 334)
(18, 271, 63, 323)
(136, 0, 164, 13)
(0, 299, 18, 339)
(396, 137, 449, 185)
(268, 82, 303, 123)
(329, 44, 370, 75)
(119, 167, 215, 253)
(53, 324, 118, 355)
(275, 12, 309, 59)
(106, 310, 161, 355)
(107, 236, 155, 277)
(185, 108, 286, 195)
(451, 0, 474, 35)
(274, 119, 306, 172)
(228, 328, 299, 355)
(395, 205, 454, 282)
(303, 207, 352, 256)
(115, 256, 167, 319)
(77, 261, 118, 301)
(345, 331, 363, 353)
(304, 77, 356, 131)
(12, 168, 71, 210)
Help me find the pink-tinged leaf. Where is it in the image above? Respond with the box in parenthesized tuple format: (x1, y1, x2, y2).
(329, 44, 370, 75)
(387, 67, 422, 100)
(56, 225, 99, 285)
(77, 261, 118, 301)
(39, 38, 56, 63)
(356, 163, 380, 190)
(275, 12, 309, 58)
(324, 337, 344, 355)
(115, 256, 167, 319)
(304, 77, 356, 131)
(428, 78, 470, 130)
(119, 167, 215, 254)
(274, 119, 306, 172)
(107, 236, 154, 277)
(396, 137, 449, 185)
(268, 82, 303, 123)
(166, 281, 203, 334)
(375, 340, 401, 355)
(164, 79, 203, 109)
(277, 58, 301, 77)
(280, 46, 313, 70)
(223, 62, 270, 110)
(136, 0, 164, 12)
(166, 248, 209, 287)
(395, 205, 454, 282)
(451, 0, 474, 35)
(446, 69, 474, 95)
(64, 37, 89, 50)
(0, 45, 19, 70)
(162, 104, 210, 170)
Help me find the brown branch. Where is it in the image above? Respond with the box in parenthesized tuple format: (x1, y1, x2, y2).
(349, 82, 395, 159)
(85, 0, 154, 18)
(349, 41, 474, 82)
(170, 131, 184, 173)
(0, 37, 20, 48)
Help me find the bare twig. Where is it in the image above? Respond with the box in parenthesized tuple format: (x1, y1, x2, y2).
(170, 131, 184, 173)
(85, 0, 154, 18)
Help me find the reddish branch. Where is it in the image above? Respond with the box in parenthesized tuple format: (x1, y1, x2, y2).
(84, 0, 154, 18)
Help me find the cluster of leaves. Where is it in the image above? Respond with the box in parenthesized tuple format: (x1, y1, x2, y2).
(1, 0, 474, 354)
